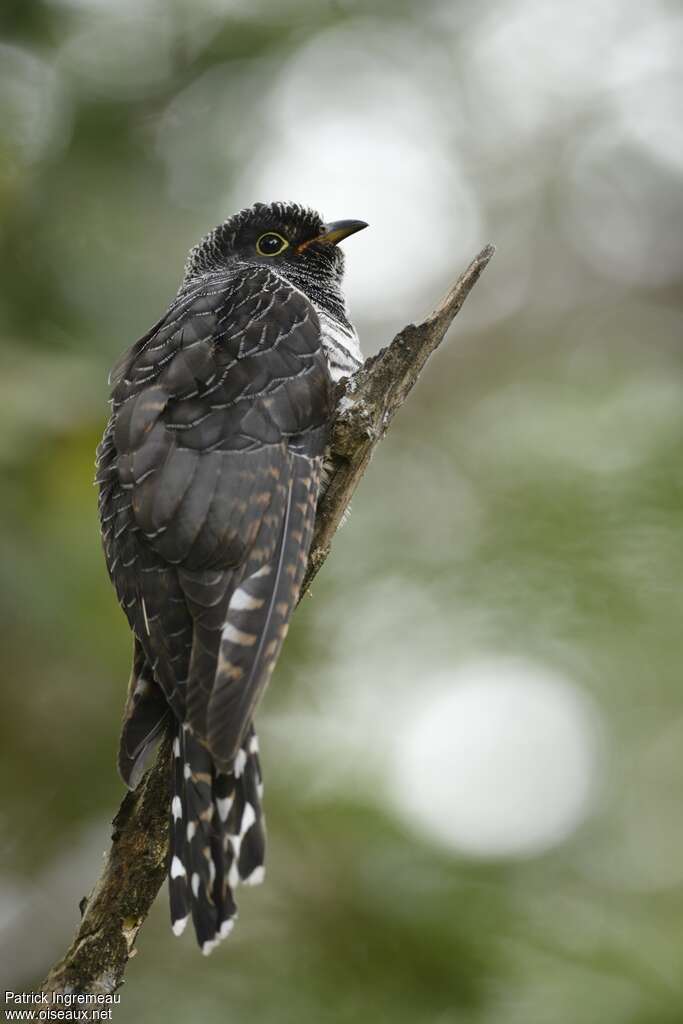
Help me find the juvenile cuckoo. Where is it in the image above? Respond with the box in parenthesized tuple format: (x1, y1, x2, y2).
(96, 202, 366, 953)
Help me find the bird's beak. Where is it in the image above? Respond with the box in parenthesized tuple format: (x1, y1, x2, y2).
(297, 219, 368, 252)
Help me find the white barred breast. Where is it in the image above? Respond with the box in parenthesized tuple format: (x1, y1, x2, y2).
(314, 306, 363, 383)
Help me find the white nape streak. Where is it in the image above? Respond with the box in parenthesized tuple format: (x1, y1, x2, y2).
(186, 821, 196, 841)
(171, 796, 182, 821)
(173, 737, 180, 758)
(170, 856, 186, 879)
(191, 872, 200, 898)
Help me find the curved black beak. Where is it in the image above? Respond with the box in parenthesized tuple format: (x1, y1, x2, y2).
(319, 219, 368, 244)
(297, 219, 368, 252)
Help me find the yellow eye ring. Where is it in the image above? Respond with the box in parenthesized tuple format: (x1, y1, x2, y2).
(256, 231, 289, 257)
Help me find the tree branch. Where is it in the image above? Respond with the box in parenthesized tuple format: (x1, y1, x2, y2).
(41, 243, 495, 998)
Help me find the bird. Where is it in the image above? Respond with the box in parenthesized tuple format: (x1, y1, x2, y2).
(95, 201, 367, 954)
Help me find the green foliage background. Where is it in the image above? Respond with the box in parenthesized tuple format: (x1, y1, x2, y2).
(1, 1, 683, 1021)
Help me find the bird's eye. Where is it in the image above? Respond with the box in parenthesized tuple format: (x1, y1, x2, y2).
(256, 232, 289, 256)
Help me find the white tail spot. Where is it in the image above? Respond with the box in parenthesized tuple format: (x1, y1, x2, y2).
(217, 796, 234, 822)
(243, 865, 265, 887)
(222, 622, 257, 646)
(234, 749, 247, 778)
(240, 802, 256, 836)
(229, 587, 265, 612)
(170, 856, 186, 879)
(172, 914, 188, 936)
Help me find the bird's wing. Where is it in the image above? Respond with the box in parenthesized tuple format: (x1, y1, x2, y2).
(117, 635, 170, 787)
(101, 265, 333, 767)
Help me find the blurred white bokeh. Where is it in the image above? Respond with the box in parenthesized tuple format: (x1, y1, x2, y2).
(270, 598, 604, 862)
(390, 659, 602, 858)
(464, 0, 622, 140)
(56, 2, 178, 99)
(228, 20, 481, 321)
(0, 44, 69, 166)
(608, 13, 683, 174)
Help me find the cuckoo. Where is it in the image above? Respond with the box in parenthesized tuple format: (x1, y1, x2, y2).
(96, 202, 366, 953)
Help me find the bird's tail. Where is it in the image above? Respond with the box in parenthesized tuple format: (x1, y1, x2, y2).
(168, 720, 265, 954)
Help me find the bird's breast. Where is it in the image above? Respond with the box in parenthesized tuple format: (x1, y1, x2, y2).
(314, 307, 363, 384)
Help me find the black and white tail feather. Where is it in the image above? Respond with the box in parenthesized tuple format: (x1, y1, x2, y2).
(169, 723, 265, 954)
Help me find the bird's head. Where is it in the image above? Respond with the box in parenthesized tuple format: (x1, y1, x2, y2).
(183, 201, 367, 313)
